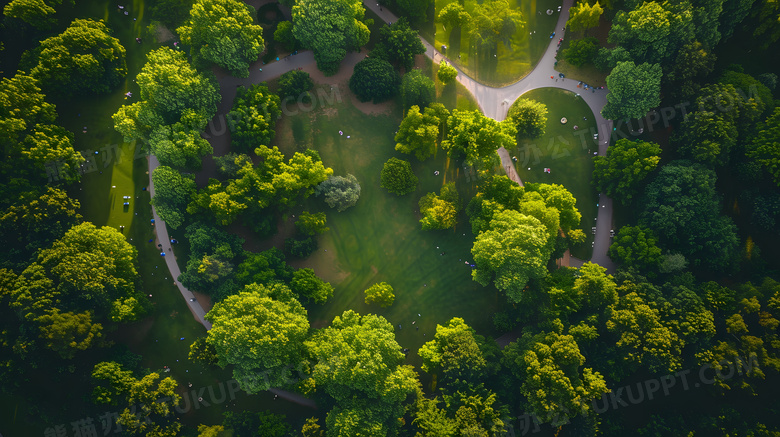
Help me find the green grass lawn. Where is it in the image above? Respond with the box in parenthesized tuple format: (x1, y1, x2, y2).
(510, 87, 599, 260)
(433, 0, 560, 86)
(271, 96, 504, 370)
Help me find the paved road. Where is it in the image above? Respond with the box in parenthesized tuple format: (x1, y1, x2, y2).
(147, 155, 212, 330)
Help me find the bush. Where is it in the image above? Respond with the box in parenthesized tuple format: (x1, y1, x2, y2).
(380, 157, 418, 195)
(349, 58, 400, 103)
(364, 282, 395, 307)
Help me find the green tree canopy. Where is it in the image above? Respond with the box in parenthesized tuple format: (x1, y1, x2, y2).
(503, 331, 609, 425)
(507, 98, 548, 139)
(608, 0, 694, 63)
(395, 103, 449, 161)
(400, 69, 435, 110)
(442, 109, 517, 166)
(3, 0, 59, 29)
(640, 161, 739, 270)
(292, 0, 370, 75)
(470, 0, 525, 51)
(592, 138, 661, 205)
(381, 157, 418, 195)
(602, 61, 662, 120)
(419, 182, 460, 230)
(204, 284, 309, 393)
(36, 309, 103, 359)
(608, 225, 663, 272)
(228, 83, 281, 153)
(178, 0, 264, 77)
(566, 1, 604, 33)
(472, 209, 551, 303)
(437, 61, 458, 85)
(0, 74, 83, 198)
(295, 211, 329, 236)
(151, 166, 196, 230)
(437, 2, 471, 29)
(372, 18, 426, 71)
(315, 174, 361, 211)
(364, 282, 395, 307)
(274, 20, 298, 52)
(672, 110, 737, 166)
(747, 108, 780, 186)
(92, 361, 182, 436)
(291, 268, 334, 304)
(418, 317, 488, 381)
(561, 36, 599, 67)
(349, 57, 400, 103)
(0, 187, 81, 268)
(662, 41, 716, 101)
(31, 19, 127, 96)
(278, 69, 314, 103)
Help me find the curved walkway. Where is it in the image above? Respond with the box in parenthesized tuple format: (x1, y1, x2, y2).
(146, 0, 619, 332)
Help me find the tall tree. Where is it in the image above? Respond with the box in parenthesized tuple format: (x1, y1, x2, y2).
(662, 41, 716, 101)
(419, 182, 460, 230)
(178, 0, 264, 77)
(592, 138, 661, 205)
(471, 209, 550, 303)
(32, 19, 127, 96)
(204, 284, 309, 393)
(566, 1, 604, 33)
(418, 317, 489, 382)
(36, 309, 103, 359)
(438, 3, 470, 29)
(607, 0, 694, 64)
(672, 110, 737, 166)
(291, 268, 334, 304)
(292, 0, 370, 75)
(602, 61, 662, 120)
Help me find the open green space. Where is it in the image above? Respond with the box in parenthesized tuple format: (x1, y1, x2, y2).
(510, 87, 599, 260)
(270, 93, 503, 370)
(433, 0, 559, 86)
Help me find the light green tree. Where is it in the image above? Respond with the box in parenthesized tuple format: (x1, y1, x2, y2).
(471, 209, 550, 303)
(418, 317, 487, 381)
(204, 284, 309, 393)
(566, 1, 604, 33)
(36, 309, 103, 359)
(295, 211, 329, 236)
(437, 61, 458, 85)
(438, 2, 470, 29)
(747, 108, 780, 186)
(364, 282, 395, 307)
(381, 157, 418, 195)
(395, 104, 449, 161)
(470, 0, 525, 51)
(442, 109, 516, 166)
(418, 182, 460, 230)
(32, 19, 127, 96)
(178, 0, 264, 77)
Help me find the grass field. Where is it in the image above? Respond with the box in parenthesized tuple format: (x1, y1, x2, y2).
(271, 94, 505, 369)
(510, 87, 599, 260)
(433, 0, 560, 86)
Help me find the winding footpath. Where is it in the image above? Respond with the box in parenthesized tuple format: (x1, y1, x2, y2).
(146, 0, 617, 331)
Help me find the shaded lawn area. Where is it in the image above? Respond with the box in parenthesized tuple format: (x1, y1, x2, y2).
(433, 0, 559, 86)
(510, 87, 599, 260)
(271, 96, 504, 369)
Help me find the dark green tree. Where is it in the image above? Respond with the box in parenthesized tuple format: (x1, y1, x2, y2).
(400, 69, 435, 110)
(608, 225, 663, 272)
(277, 69, 314, 103)
(380, 157, 418, 195)
(228, 83, 281, 153)
(602, 61, 662, 120)
(349, 57, 400, 103)
(561, 36, 599, 67)
(372, 18, 426, 71)
(151, 166, 196, 230)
